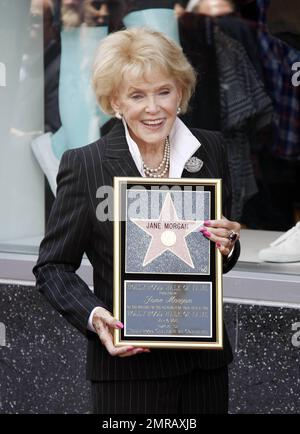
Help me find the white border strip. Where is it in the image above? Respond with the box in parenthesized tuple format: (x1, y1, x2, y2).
(224, 297, 300, 309)
(1, 254, 300, 309)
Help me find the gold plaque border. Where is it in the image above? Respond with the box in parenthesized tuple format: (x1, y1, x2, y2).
(113, 177, 223, 350)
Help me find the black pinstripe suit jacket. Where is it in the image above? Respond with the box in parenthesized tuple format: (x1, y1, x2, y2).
(33, 121, 240, 381)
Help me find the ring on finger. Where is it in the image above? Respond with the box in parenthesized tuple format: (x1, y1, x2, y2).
(227, 230, 238, 243)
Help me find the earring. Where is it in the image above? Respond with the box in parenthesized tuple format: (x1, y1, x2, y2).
(177, 107, 181, 115)
(115, 112, 123, 120)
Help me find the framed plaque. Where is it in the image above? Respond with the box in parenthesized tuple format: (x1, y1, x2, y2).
(113, 177, 223, 349)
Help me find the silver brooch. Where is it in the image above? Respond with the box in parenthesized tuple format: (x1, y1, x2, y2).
(184, 157, 203, 173)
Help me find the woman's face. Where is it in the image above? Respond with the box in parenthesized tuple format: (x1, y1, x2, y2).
(111, 70, 182, 149)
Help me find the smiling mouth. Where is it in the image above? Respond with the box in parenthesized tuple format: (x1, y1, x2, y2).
(141, 119, 165, 128)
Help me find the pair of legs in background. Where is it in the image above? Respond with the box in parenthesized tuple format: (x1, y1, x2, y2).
(91, 366, 228, 414)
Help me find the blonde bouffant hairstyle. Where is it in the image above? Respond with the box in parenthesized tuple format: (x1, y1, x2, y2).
(92, 27, 197, 115)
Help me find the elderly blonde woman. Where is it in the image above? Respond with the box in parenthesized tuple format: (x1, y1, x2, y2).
(34, 27, 241, 414)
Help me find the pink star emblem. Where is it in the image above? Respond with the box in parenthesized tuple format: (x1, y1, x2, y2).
(131, 193, 203, 268)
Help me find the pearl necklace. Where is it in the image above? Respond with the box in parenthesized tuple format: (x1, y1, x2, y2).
(142, 137, 170, 178)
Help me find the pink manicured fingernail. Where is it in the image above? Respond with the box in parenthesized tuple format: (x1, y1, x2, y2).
(204, 220, 211, 226)
(216, 242, 221, 248)
(116, 321, 124, 329)
(199, 227, 205, 232)
(203, 231, 211, 238)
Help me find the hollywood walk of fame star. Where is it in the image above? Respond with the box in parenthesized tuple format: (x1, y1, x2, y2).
(131, 193, 203, 268)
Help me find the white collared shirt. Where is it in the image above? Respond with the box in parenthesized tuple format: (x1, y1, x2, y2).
(122, 116, 201, 177)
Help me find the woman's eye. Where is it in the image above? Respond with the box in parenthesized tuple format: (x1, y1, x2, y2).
(131, 94, 143, 100)
(160, 90, 170, 95)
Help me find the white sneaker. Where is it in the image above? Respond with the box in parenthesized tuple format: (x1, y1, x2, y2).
(31, 132, 59, 196)
(258, 222, 300, 262)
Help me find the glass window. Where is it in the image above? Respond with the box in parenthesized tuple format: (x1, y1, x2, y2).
(0, 0, 45, 255)
(0, 0, 299, 276)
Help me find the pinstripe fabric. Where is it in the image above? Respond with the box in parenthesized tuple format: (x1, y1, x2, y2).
(91, 366, 228, 414)
(33, 120, 240, 382)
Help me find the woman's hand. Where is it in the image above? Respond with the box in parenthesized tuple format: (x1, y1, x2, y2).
(92, 307, 150, 357)
(199, 217, 241, 257)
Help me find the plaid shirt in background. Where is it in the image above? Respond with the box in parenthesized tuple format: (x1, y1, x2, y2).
(256, 0, 300, 160)
(215, 28, 273, 219)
